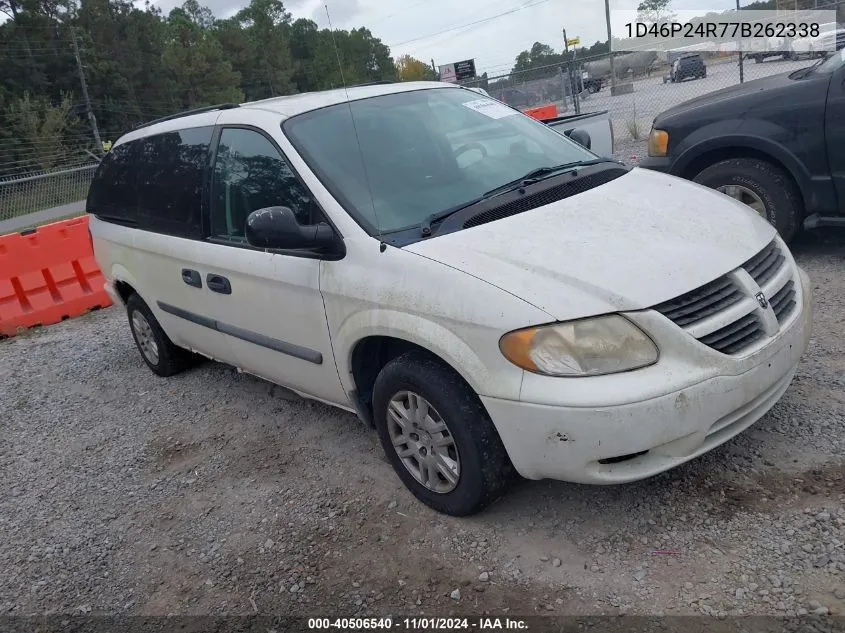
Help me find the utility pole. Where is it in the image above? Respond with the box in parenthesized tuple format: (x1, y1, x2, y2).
(562, 28, 580, 115)
(71, 27, 102, 153)
(604, 0, 616, 93)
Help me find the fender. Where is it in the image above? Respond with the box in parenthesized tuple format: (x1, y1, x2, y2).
(333, 308, 523, 402)
(669, 122, 837, 213)
(108, 263, 143, 305)
(672, 121, 810, 187)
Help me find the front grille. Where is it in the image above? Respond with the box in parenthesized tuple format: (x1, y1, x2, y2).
(742, 241, 784, 287)
(770, 279, 796, 323)
(653, 239, 798, 356)
(654, 276, 742, 328)
(698, 313, 765, 354)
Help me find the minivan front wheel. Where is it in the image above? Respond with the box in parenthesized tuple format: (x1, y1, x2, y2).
(372, 351, 513, 516)
(126, 293, 194, 377)
(693, 158, 801, 243)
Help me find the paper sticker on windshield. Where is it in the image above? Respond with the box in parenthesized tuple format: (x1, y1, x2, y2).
(462, 99, 517, 119)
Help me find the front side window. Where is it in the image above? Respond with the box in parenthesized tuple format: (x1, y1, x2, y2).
(210, 128, 320, 242)
(283, 87, 596, 236)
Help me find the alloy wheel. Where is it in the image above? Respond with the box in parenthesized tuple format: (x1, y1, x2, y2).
(131, 311, 160, 365)
(717, 184, 767, 218)
(386, 391, 461, 493)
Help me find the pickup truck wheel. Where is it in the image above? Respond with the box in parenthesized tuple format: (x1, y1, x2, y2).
(126, 293, 195, 377)
(693, 158, 801, 242)
(372, 351, 513, 516)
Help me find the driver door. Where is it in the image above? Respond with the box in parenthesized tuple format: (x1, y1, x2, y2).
(191, 116, 347, 405)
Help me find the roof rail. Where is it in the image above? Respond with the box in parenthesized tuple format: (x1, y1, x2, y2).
(348, 80, 395, 88)
(132, 103, 241, 131)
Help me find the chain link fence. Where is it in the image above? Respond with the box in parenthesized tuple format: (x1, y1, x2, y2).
(0, 163, 97, 223)
(5, 1, 844, 224)
(464, 44, 832, 159)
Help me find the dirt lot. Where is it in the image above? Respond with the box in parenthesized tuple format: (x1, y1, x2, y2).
(2, 229, 844, 619)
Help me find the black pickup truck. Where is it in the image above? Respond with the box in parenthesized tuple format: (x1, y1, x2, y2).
(641, 50, 845, 242)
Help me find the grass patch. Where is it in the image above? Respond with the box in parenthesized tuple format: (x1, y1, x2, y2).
(626, 119, 642, 140)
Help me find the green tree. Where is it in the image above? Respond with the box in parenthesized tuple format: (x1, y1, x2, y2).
(7, 91, 77, 170)
(218, 0, 296, 100)
(636, 0, 675, 25)
(396, 54, 435, 81)
(162, 2, 243, 109)
(0, 0, 399, 178)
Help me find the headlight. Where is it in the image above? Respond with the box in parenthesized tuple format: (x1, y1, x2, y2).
(499, 315, 658, 377)
(648, 128, 669, 157)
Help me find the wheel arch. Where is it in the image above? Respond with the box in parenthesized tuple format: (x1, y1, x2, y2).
(675, 138, 809, 217)
(109, 264, 143, 306)
(339, 313, 507, 427)
(349, 336, 461, 426)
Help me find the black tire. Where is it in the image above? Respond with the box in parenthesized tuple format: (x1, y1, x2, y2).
(372, 351, 513, 516)
(693, 158, 802, 243)
(126, 293, 195, 377)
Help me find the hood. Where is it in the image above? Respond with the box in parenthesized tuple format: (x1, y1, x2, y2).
(656, 71, 798, 122)
(405, 168, 776, 322)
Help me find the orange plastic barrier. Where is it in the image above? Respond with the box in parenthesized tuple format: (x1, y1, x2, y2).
(524, 103, 558, 120)
(0, 215, 112, 337)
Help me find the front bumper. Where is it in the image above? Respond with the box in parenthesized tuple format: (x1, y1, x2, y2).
(482, 267, 813, 484)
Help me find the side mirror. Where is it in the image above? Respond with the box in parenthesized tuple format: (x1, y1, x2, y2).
(566, 128, 592, 150)
(245, 206, 336, 251)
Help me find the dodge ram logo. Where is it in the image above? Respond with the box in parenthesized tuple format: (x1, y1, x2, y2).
(755, 291, 769, 309)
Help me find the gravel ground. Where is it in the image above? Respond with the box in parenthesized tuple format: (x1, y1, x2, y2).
(2, 229, 844, 618)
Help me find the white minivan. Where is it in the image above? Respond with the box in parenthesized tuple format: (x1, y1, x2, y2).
(88, 81, 812, 516)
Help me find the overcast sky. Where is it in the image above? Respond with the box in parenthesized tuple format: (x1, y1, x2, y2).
(151, 0, 740, 77)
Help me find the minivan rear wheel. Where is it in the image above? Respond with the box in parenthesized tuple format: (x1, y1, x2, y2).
(371, 351, 513, 516)
(693, 158, 801, 243)
(126, 293, 194, 377)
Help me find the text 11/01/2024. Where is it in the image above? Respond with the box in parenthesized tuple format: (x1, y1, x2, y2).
(307, 618, 529, 630)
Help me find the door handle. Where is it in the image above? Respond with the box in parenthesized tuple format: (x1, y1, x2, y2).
(206, 274, 232, 295)
(181, 268, 202, 288)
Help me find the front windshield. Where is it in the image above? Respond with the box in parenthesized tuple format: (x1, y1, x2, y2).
(283, 87, 596, 234)
(809, 48, 845, 75)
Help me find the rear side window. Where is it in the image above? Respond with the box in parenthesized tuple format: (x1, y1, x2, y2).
(136, 126, 213, 239)
(86, 141, 140, 224)
(87, 126, 212, 239)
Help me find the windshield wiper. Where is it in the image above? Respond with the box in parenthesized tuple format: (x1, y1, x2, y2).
(481, 158, 614, 198)
(799, 55, 828, 77)
(419, 158, 616, 237)
(420, 198, 486, 237)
